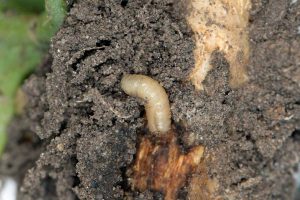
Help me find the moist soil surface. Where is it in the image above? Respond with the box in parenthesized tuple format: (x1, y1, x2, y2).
(1, 0, 300, 199)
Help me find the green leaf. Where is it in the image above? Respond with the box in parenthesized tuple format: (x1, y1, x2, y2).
(0, 0, 44, 13)
(0, 0, 66, 156)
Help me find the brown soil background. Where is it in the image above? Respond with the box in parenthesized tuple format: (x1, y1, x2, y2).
(1, 0, 300, 199)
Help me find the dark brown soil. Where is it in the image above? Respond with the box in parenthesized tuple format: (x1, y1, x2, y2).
(1, 0, 300, 199)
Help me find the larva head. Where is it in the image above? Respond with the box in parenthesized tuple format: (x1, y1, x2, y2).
(121, 74, 140, 97)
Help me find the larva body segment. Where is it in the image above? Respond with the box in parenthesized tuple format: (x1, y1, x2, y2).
(121, 74, 171, 134)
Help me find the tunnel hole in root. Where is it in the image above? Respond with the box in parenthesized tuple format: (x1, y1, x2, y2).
(172, 122, 191, 152)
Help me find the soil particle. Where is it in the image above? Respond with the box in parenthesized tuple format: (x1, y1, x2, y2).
(1, 0, 299, 199)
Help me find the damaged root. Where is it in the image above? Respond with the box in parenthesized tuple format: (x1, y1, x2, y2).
(129, 132, 204, 200)
(187, 0, 251, 90)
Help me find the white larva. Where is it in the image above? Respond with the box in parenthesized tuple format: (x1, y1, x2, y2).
(121, 74, 171, 134)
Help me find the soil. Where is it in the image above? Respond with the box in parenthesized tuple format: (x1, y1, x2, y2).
(0, 0, 300, 199)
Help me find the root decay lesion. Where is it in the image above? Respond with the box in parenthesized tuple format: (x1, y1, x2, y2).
(128, 131, 204, 200)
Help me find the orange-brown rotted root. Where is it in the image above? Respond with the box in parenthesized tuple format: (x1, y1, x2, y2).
(187, 0, 251, 90)
(129, 131, 204, 200)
